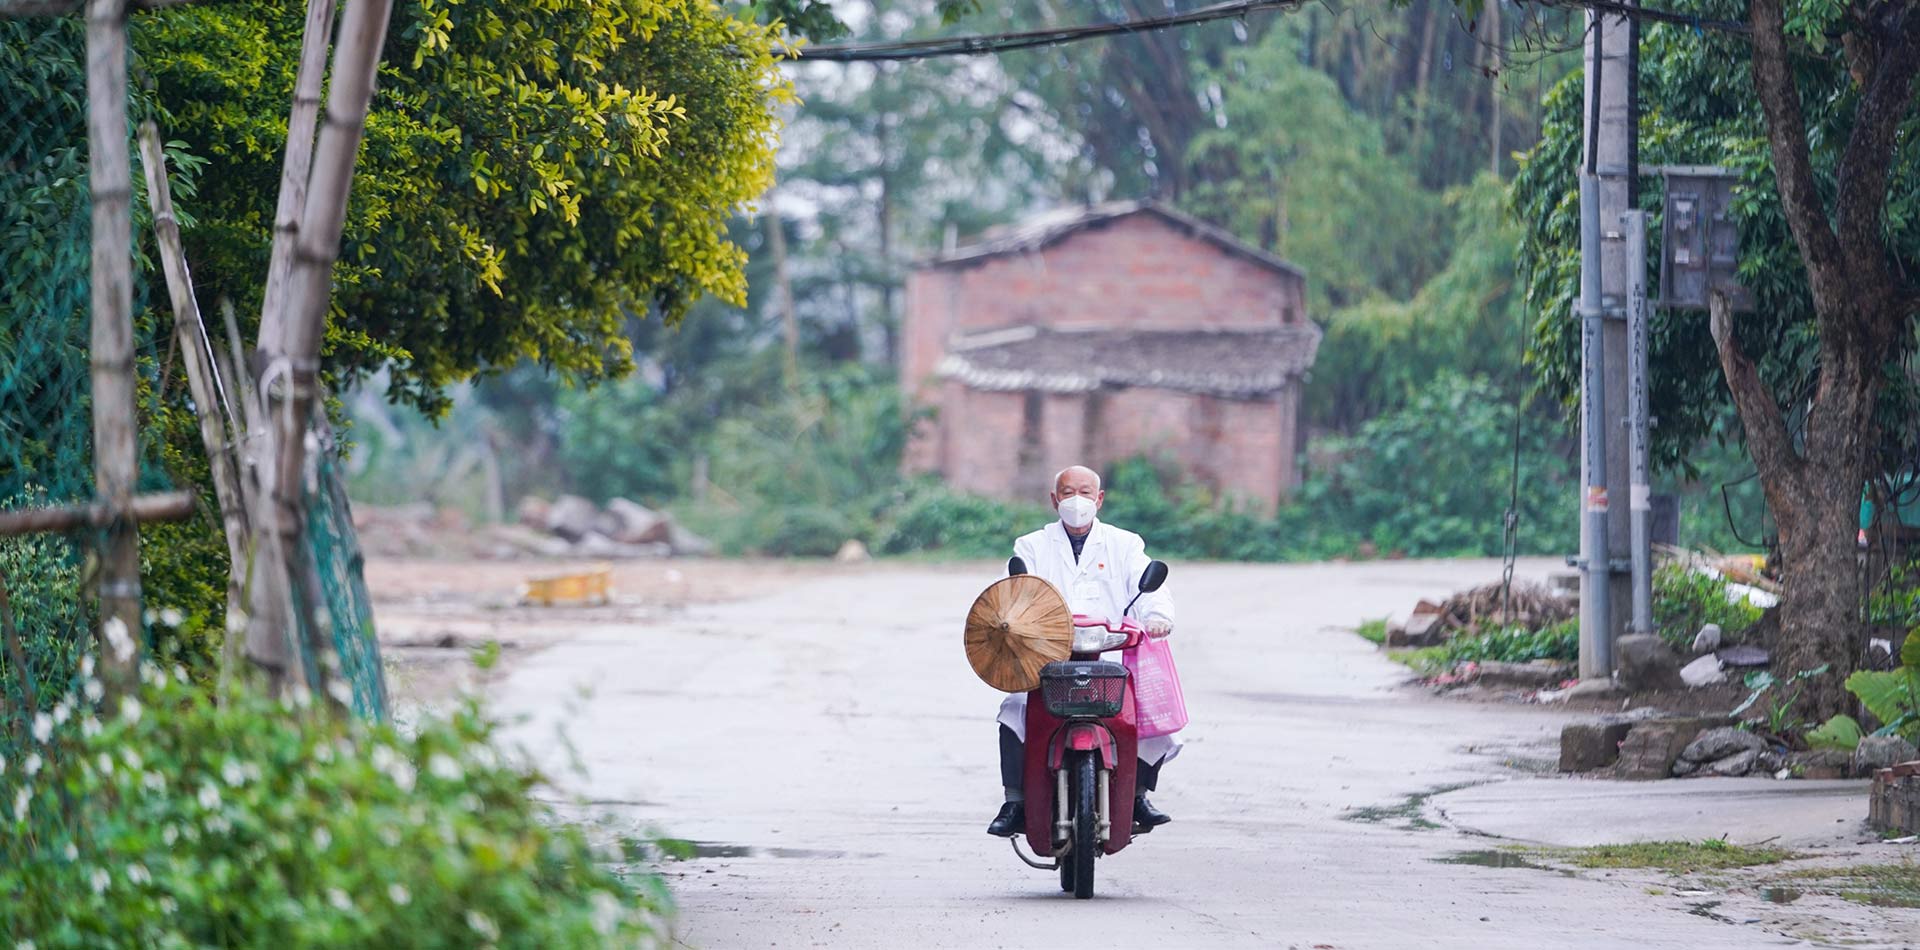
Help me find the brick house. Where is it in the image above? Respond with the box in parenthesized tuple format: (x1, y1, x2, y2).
(902, 201, 1321, 510)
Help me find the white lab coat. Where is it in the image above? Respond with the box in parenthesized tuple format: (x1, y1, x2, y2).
(996, 519, 1182, 766)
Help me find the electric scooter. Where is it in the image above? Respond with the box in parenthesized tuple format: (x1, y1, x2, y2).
(1005, 556, 1168, 899)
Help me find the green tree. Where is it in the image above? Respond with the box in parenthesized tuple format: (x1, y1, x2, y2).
(1183, 19, 1448, 313)
(1512, 0, 1920, 718)
(139, 0, 790, 414)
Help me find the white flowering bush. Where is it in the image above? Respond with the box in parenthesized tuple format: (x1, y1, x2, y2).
(0, 665, 666, 947)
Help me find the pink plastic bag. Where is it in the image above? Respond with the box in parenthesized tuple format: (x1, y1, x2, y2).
(1124, 635, 1188, 738)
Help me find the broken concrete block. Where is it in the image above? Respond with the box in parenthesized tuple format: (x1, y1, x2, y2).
(1856, 736, 1920, 773)
(1787, 749, 1853, 780)
(1477, 660, 1575, 690)
(544, 494, 599, 541)
(1691, 623, 1723, 654)
(1682, 726, 1765, 765)
(1616, 634, 1686, 692)
(1705, 748, 1761, 776)
(599, 498, 671, 544)
(1613, 719, 1708, 780)
(1679, 653, 1726, 688)
(1560, 721, 1633, 772)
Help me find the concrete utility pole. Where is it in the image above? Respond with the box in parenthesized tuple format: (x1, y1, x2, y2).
(1577, 0, 1637, 679)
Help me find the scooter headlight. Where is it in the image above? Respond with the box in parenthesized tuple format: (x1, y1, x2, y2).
(1072, 626, 1128, 653)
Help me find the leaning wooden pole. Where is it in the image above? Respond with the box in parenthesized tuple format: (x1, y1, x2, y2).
(245, 0, 394, 693)
(138, 123, 252, 603)
(257, 0, 339, 357)
(85, 0, 141, 693)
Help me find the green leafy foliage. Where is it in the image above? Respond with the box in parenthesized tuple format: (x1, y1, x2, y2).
(1304, 373, 1576, 558)
(1512, 0, 1920, 475)
(1652, 562, 1765, 649)
(1733, 665, 1830, 736)
(137, 0, 791, 415)
(1805, 714, 1863, 752)
(1440, 619, 1580, 666)
(2, 667, 666, 947)
(1844, 631, 1920, 741)
(874, 485, 1050, 558)
(1185, 18, 1447, 314)
(0, 490, 88, 749)
(689, 367, 925, 556)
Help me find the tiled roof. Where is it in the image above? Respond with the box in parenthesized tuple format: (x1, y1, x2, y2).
(936, 325, 1321, 398)
(923, 200, 1305, 280)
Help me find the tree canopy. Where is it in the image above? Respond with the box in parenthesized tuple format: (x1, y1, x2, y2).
(138, 0, 792, 413)
(1511, 0, 1920, 477)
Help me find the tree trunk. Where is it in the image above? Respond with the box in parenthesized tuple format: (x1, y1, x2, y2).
(1487, 0, 1503, 176)
(1732, 0, 1920, 721)
(1411, 0, 1439, 153)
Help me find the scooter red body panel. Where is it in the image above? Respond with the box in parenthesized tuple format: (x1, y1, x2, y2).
(1021, 679, 1138, 856)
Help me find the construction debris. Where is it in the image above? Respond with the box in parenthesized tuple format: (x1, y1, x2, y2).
(1385, 581, 1574, 646)
(354, 496, 714, 560)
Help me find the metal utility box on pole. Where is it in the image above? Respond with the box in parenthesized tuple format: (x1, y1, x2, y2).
(1654, 167, 1753, 312)
(1577, 0, 1636, 680)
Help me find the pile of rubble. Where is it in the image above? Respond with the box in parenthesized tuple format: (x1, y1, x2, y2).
(499, 495, 715, 559)
(1385, 581, 1575, 648)
(1561, 714, 1919, 781)
(353, 495, 715, 560)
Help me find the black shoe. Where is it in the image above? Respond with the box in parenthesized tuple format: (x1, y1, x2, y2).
(1134, 795, 1172, 829)
(987, 800, 1025, 837)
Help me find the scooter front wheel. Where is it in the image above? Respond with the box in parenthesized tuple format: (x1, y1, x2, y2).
(1071, 751, 1097, 899)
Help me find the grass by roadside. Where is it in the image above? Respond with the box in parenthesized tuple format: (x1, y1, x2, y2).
(1778, 860, 1920, 908)
(1355, 618, 1389, 644)
(1545, 839, 1805, 874)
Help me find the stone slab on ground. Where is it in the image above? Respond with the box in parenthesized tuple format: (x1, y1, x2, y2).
(1612, 716, 1727, 780)
(1559, 721, 1633, 772)
(1433, 777, 1870, 847)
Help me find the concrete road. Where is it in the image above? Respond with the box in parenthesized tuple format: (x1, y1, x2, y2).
(483, 559, 1913, 949)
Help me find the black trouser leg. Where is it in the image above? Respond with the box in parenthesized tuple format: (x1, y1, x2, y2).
(999, 725, 1024, 794)
(1136, 756, 1161, 794)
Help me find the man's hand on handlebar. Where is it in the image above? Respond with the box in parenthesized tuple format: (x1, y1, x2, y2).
(1146, 618, 1172, 639)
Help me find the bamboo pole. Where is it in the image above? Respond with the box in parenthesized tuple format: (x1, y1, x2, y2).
(246, 0, 394, 692)
(257, 0, 339, 357)
(86, 0, 141, 693)
(0, 492, 196, 536)
(139, 123, 252, 586)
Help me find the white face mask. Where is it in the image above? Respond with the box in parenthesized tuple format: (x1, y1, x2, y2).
(1056, 495, 1097, 529)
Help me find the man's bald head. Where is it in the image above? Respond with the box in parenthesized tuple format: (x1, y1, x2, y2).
(1053, 465, 1101, 495)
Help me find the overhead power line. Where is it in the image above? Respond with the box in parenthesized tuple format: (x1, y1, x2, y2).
(784, 0, 1749, 64)
(788, 0, 1305, 62)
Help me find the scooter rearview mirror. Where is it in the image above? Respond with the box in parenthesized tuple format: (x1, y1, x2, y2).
(1137, 560, 1168, 593)
(1007, 556, 1028, 576)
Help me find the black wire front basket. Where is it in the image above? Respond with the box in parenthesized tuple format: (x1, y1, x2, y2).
(1039, 661, 1128, 719)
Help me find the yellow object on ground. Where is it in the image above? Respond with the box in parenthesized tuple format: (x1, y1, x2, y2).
(522, 564, 613, 606)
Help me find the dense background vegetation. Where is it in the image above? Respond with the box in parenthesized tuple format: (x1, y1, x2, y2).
(349, 0, 1767, 559)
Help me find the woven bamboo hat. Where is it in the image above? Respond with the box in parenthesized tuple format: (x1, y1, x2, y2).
(964, 574, 1073, 692)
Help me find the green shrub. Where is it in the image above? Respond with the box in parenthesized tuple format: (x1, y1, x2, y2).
(1440, 618, 1579, 666)
(1845, 629, 1920, 741)
(1652, 562, 1764, 647)
(1, 490, 89, 750)
(2, 668, 666, 948)
(874, 484, 1049, 558)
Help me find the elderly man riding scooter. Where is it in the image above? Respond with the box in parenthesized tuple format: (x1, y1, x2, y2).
(987, 464, 1180, 837)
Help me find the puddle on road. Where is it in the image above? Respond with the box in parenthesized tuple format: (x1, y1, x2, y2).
(1434, 849, 1577, 878)
(665, 840, 856, 861)
(1437, 850, 1548, 870)
(1340, 782, 1479, 831)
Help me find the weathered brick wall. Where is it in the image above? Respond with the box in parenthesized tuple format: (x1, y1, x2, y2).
(902, 209, 1310, 508)
(1870, 765, 1920, 834)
